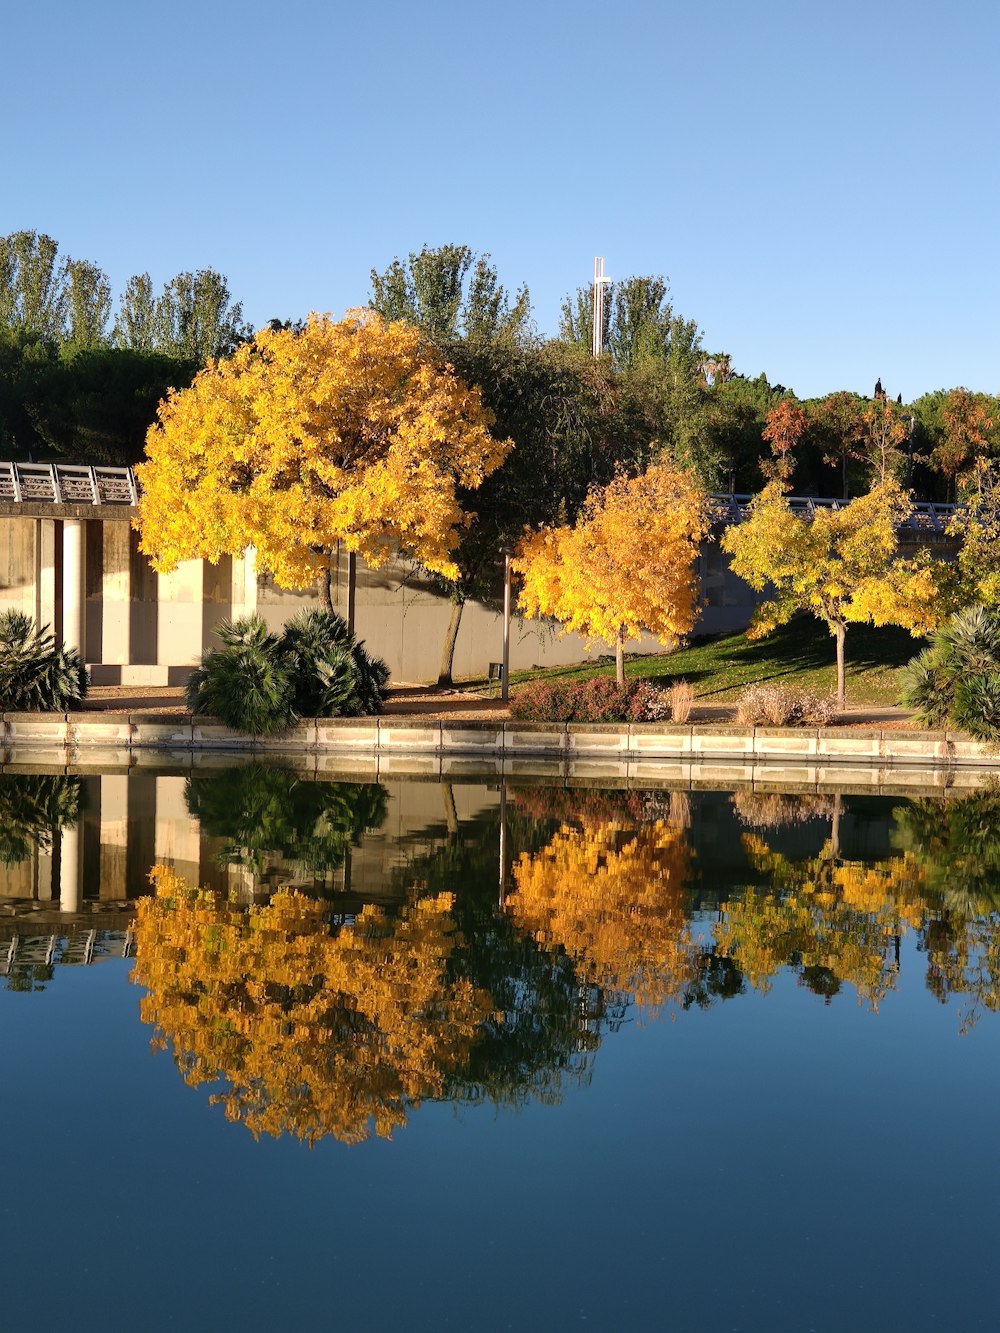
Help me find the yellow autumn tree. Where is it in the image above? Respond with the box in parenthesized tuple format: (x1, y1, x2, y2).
(714, 832, 930, 1010)
(721, 479, 941, 707)
(136, 310, 511, 592)
(505, 818, 696, 1012)
(513, 461, 714, 684)
(131, 867, 496, 1145)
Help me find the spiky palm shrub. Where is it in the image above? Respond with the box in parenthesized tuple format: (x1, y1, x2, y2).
(186, 616, 297, 735)
(901, 605, 1000, 739)
(899, 647, 954, 727)
(0, 610, 88, 711)
(184, 764, 388, 875)
(953, 672, 1000, 741)
(0, 774, 82, 864)
(188, 612, 391, 734)
(350, 640, 391, 715)
(280, 610, 389, 718)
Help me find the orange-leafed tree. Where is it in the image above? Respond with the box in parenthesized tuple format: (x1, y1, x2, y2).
(505, 817, 696, 1012)
(762, 398, 808, 485)
(721, 479, 941, 707)
(513, 461, 714, 684)
(136, 310, 511, 598)
(935, 388, 997, 489)
(131, 867, 495, 1145)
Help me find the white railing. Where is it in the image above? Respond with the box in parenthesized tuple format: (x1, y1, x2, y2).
(0, 463, 138, 506)
(710, 493, 958, 534)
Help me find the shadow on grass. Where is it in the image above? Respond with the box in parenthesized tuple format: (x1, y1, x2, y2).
(498, 617, 928, 700)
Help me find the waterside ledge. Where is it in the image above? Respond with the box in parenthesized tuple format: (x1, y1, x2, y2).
(0, 714, 995, 769)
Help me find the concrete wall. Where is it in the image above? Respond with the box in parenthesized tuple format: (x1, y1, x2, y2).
(0, 516, 762, 684)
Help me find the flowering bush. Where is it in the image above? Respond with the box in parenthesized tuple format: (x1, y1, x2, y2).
(509, 676, 673, 723)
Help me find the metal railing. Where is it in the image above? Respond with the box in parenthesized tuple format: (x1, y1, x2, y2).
(710, 493, 958, 535)
(0, 466, 962, 535)
(0, 462, 138, 506)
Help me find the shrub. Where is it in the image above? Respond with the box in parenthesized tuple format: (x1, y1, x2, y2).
(734, 683, 835, 727)
(953, 671, 1000, 741)
(668, 679, 695, 723)
(280, 610, 390, 718)
(901, 604, 1000, 740)
(186, 611, 391, 735)
(509, 676, 673, 723)
(898, 647, 953, 727)
(0, 610, 88, 711)
(186, 617, 296, 735)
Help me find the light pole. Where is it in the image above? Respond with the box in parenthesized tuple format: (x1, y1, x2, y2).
(501, 548, 512, 703)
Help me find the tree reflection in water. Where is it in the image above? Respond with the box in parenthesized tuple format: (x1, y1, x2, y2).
(0, 773, 82, 864)
(184, 764, 388, 879)
(129, 779, 1000, 1146)
(504, 812, 696, 1014)
(132, 867, 495, 1145)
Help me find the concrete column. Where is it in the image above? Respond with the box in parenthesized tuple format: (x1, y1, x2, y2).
(101, 523, 132, 669)
(36, 519, 57, 632)
(59, 824, 82, 914)
(156, 558, 203, 674)
(99, 775, 130, 899)
(154, 776, 201, 883)
(62, 518, 84, 655)
(242, 545, 258, 616)
(36, 848, 55, 902)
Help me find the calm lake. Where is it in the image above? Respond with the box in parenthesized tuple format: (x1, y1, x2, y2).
(0, 765, 998, 1331)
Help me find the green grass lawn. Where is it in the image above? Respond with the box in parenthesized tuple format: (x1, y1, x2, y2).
(466, 619, 927, 707)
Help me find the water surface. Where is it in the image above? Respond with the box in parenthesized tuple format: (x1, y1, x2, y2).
(0, 767, 998, 1331)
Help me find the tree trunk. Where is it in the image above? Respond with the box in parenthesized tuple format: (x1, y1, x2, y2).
(834, 621, 846, 710)
(438, 599, 465, 688)
(615, 629, 626, 686)
(441, 783, 459, 837)
(317, 563, 332, 611)
(830, 792, 842, 860)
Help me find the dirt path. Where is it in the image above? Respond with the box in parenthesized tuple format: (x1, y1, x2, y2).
(76, 683, 916, 727)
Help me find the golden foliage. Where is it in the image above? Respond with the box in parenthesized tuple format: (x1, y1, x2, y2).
(136, 310, 511, 587)
(721, 480, 942, 643)
(945, 458, 1000, 609)
(512, 461, 714, 650)
(505, 818, 696, 1010)
(131, 866, 496, 1145)
(714, 834, 929, 1008)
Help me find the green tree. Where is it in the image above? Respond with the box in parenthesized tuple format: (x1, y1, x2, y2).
(370, 243, 531, 344)
(112, 273, 158, 351)
(152, 268, 251, 361)
(63, 258, 111, 348)
(0, 231, 66, 338)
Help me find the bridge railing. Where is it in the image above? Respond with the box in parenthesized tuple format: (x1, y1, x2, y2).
(0, 463, 138, 506)
(710, 493, 959, 535)
(0, 466, 966, 535)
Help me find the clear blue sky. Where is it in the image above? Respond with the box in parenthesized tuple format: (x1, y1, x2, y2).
(5, 0, 998, 400)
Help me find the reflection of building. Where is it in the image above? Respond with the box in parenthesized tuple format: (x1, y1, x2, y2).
(0, 771, 497, 919)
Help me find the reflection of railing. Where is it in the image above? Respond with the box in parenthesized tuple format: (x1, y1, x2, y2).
(711, 493, 958, 535)
(0, 929, 134, 978)
(0, 462, 138, 506)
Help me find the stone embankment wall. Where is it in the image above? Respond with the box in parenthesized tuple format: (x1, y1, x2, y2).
(1, 717, 995, 791)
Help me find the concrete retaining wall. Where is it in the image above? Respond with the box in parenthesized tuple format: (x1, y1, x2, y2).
(0, 715, 996, 771)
